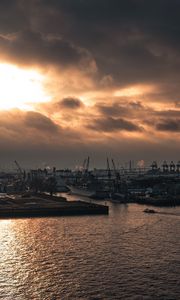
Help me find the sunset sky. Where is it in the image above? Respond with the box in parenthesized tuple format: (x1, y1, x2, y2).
(0, 0, 180, 169)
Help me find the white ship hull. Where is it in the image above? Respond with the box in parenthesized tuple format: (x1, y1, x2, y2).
(68, 186, 93, 197)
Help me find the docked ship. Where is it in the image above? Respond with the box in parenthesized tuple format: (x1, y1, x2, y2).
(68, 185, 94, 197)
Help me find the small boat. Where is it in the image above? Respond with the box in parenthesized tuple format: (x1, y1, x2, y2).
(144, 208, 156, 214)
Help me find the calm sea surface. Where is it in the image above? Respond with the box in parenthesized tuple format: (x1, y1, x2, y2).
(0, 194, 180, 300)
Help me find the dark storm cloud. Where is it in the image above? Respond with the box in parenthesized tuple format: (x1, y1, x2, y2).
(97, 103, 129, 117)
(0, 110, 59, 134)
(1, 0, 180, 168)
(96, 101, 145, 118)
(0, 29, 95, 70)
(60, 97, 84, 109)
(153, 110, 180, 118)
(0, 109, 85, 168)
(1, 0, 180, 86)
(24, 111, 59, 133)
(0, 0, 29, 33)
(30, 0, 180, 86)
(87, 117, 142, 132)
(156, 119, 180, 132)
(0, 110, 82, 146)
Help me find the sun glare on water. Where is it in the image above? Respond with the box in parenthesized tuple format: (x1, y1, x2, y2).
(0, 63, 51, 110)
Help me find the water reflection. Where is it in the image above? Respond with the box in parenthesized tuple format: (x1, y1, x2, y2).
(0, 201, 179, 299)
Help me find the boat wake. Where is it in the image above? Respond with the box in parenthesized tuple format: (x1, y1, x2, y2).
(156, 211, 180, 217)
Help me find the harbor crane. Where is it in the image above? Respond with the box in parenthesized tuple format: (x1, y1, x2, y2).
(82, 156, 90, 175)
(107, 157, 111, 179)
(82, 158, 87, 171)
(112, 159, 120, 180)
(14, 160, 24, 180)
(86, 156, 90, 173)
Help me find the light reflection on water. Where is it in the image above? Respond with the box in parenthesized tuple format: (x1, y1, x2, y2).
(0, 196, 180, 300)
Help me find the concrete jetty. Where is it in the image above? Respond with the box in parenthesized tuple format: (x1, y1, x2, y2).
(0, 193, 109, 218)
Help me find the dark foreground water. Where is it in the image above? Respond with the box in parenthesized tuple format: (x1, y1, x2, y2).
(0, 196, 180, 300)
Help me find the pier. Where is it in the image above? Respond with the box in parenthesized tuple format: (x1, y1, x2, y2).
(0, 193, 109, 218)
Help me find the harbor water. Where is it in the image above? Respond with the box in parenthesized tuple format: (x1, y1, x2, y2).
(0, 195, 179, 300)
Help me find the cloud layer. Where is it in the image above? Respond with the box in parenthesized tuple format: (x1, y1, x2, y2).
(0, 0, 180, 168)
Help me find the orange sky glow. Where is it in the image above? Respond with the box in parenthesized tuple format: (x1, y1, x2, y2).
(0, 0, 180, 168)
(0, 63, 51, 110)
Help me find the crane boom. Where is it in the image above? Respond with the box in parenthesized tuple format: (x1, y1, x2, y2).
(86, 156, 90, 172)
(82, 158, 87, 171)
(111, 159, 116, 176)
(14, 160, 23, 175)
(112, 159, 120, 180)
(107, 157, 111, 179)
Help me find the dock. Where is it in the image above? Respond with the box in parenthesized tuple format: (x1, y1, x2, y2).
(0, 193, 109, 218)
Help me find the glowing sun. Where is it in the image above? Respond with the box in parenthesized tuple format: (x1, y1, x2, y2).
(0, 63, 51, 110)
